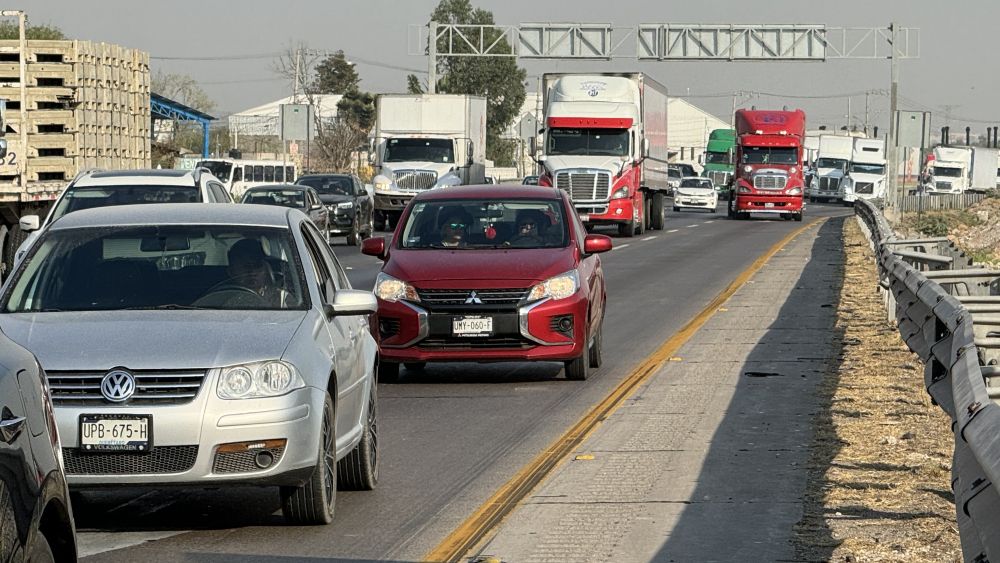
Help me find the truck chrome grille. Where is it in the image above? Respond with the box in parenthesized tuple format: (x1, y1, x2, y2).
(707, 171, 731, 186)
(935, 181, 952, 191)
(555, 171, 611, 201)
(818, 177, 840, 191)
(46, 369, 206, 406)
(753, 175, 787, 190)
(393, 170, 437, 190)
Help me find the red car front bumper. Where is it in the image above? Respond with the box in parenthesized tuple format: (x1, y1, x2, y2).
(375, 291, 589, 363)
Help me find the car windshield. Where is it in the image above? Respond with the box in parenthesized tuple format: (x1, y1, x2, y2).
(743, 147, 798, 165)
(50, 185, 202, 224)
(195, 160, 232, 182)
(680, 179, 711, 188)
(851, 163, 886, 175)
(297, 176, 353, 196)
(242, 189, 306, 208)
(547, 128, 629, 156)
(399, 199, 569, 250)
(704, 152, 731, 164)
(668, 169, 682, 179)
(384, 138, 454, 163)
(815, 157, 848, 170)
(3, 226, 308, 312)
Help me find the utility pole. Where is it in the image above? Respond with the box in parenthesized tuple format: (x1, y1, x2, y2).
(428, 21, 438, 94)
(847, 96, 852, 131)
(731, 91, 739, 128)
(864, 91, 870, 135)
(887, 22, 900, 218)
(292, 45, 302, 101)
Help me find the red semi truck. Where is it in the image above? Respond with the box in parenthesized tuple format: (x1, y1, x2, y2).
(728, 109, 806, 221)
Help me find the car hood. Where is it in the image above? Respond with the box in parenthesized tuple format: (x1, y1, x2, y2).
(318, 194, 352, 205)
(675, 187, 716, 196)
(0, 310, 307, 371)
(386, 246, 578, 285)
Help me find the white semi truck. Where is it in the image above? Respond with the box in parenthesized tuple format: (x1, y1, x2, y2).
(537, 72, 672, 236)
(925, 146, 972, 194)
(370, 94, 487, 230)
(840, 138, 886, 205)
(809, 134, 854, 202)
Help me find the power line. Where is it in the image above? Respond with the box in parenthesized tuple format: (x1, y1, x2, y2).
(152, 52, 283, 61)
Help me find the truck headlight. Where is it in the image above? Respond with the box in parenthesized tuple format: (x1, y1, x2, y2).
(373, 175, 393, 191)
(744, 165, 753, 173)
(374, 272, 420, 303)
(218, 361, 305, 399)
(611, 186, 629, 199)
(785, 187, 802, 195)
(527, 270, 579, 302)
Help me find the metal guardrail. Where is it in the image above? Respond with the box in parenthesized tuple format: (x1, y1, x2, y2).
(855, 199, 1000, 562)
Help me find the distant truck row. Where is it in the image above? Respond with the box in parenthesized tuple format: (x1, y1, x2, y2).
(923, 145, 1000, 195)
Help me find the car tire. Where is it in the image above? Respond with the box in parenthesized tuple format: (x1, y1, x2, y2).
(337, 381, 378, 491)
(564, 351, 589, 381)
(673, 206, 680, 212)
(588, 321, 603, 368)
(403, 362, 426, 372)
(347, 230, 359, 246)
(377, 360, 399, 383)
(280, 392, 336, 525)
(27, 531, 56, 563)
(710, 206, 717, 214)
(650, 193, 665, 230)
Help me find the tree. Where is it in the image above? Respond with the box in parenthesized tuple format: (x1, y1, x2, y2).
(0, 21, 65, 40)
(337, 90, 375, 132)
(150, 72, 217, 157)
(312, 51, 360, 95)
(408, 0, 526, 166)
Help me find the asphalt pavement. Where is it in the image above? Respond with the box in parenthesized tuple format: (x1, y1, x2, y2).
(74, 200, 852, 562)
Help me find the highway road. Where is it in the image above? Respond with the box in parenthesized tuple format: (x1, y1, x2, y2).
(74, 200, 853, 562)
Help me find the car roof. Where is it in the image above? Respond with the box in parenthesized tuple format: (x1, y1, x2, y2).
(413, 185, 562, 201)
(298, 174, 352, 180)
(49, 203, 297, 231)
(245, 184, 308, 192)
(74, 169, 199, 187)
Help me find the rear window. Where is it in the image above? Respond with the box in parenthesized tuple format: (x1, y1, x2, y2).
(51, 185, 202, 224)
(242, 190, 306, 208)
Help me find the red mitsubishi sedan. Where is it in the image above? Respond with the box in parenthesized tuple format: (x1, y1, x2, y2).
(362, 185, 612, 381)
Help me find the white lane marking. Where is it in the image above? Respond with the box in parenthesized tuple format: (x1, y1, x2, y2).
(614, 244, 631, 251)
(641, 236, 657, 241)
(667, 229, 679, 233)
(705, 221, 716, 224)
(687, 224, 699, 228)
(77, 531, 189, 558)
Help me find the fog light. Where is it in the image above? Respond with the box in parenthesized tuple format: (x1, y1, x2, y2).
(558, 317, 573, 332)
(254, 450, 275, 469)
(615, 208, 623, 215)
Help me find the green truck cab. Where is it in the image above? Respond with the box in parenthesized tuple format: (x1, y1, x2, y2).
(701, 129, 736, 198)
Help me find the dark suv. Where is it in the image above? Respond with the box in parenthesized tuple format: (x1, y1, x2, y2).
(297, 174, 375, 245)
(362, 185, 612, 381)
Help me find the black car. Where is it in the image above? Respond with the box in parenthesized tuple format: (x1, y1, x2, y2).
(241, 184, 331, 241)
(0, 336, 77, 562)
(297, 174, 375, 245)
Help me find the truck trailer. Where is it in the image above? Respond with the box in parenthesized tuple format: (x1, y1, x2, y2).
(728, 108, 806, 221)
(537, 72, 671, 236)
(370, 94, 487, 230)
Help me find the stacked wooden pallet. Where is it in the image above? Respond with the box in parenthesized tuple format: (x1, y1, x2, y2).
(0, 39, 150, 199)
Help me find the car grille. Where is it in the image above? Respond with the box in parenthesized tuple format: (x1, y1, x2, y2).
(418, 337, 533, 350)
(818, 177, 840, 191)
(855, 182, 874, 194)
(393, 170, 437, 190)
(62, 446, 199, 475)
(754, 175, 787, 190)
(213, 446, 286, 474)
(416, 288, 530, 309)
(46, 370, 206, 406)
(935, 181, 951, 191)
(555, 171, 611, 201)
(707, 171, 731, 186)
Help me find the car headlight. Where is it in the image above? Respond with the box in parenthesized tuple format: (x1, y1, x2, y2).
(374, 271, 420, 303)
(785, 187, 802, 195)
(611, 186, 629, 199)
(527, 270, 580, 302)
(218, 360, 305, 399)
(337, 201, 354, 209)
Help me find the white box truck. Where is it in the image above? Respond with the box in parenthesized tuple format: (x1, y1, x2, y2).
(841, 138, 886, 205)
(809, 134, 854, 202)
(537, 72, 671, 237)
(969, 146, 999, 193)
(926, 146, 972, 194)
(371, 94, 487, 229)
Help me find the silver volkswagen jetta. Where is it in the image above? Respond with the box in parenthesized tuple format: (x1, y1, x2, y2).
(0, 203, 379, 525)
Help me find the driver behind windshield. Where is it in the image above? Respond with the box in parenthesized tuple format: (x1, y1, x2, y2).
(195, 239, 287, 308)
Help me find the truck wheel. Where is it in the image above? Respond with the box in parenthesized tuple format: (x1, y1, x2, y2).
(374, 212, 387, 232)
(650, 193, 665, 229)
(618, 221, 636, 238)
(794, 212, 803, 222)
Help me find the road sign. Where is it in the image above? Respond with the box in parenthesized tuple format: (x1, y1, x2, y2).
(280, 104, 313, 142)
(896, 110, 931, 148)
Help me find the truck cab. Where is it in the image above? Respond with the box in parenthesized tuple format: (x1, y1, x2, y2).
(841, 138, 887, 205)
(729, 109, 806, 221)
(809, 135, 853, 202)
(925, 146, 971, 194)
(701, 129, 736, 198)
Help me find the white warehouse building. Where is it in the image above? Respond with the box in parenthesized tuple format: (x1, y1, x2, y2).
(667, 98, 730, 166)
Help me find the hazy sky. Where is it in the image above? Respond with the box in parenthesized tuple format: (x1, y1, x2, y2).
(21, 0, 1000, 135)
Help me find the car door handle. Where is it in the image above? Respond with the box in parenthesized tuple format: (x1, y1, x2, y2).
(0, 415, 26, 444)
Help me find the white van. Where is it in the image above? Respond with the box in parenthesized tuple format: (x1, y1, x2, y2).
(195, 158, 297, 200)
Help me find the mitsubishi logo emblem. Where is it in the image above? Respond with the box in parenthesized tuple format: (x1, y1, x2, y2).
(100, 369, 136, 403)
(465, 291, 483, 305)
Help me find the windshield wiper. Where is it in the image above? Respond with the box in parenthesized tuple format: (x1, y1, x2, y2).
(123, 304, 212, 310)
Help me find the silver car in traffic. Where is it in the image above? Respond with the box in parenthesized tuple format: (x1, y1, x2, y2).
(0, 203, 379, 525)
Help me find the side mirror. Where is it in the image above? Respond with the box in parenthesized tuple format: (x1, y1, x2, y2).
(642, 138, 650, 158)
(361, 236, 386, 259)
(324, 289, 378, 318)
(19, 215, 40, 232)
(583, 234, 613, 254)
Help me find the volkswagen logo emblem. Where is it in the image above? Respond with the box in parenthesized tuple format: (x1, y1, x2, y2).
(465, 291, 483, 305)
(100, 369, 136, 403)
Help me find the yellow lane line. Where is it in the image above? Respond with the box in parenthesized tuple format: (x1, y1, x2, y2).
(423, 218, 827, 563)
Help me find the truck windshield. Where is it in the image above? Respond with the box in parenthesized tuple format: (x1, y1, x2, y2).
(384, 139, 454, 163)
(742, 147, 798, 165)
(547, 128, 629, 157)
(195, 160, 232, 182)
(704, 151, 731, 165)
(851, 163, 885, 175)
(933, 166, 962, 178)
(815, 158, 848, 170)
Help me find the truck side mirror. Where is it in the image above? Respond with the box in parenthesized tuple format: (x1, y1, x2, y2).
(642, 138, 650, 158)
(467, 140, 474, 167)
